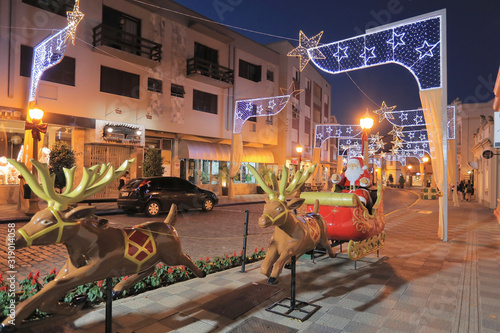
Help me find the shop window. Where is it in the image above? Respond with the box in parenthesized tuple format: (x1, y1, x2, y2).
(148, 78, 162, 93)
(187, 159, 199, 184)
(100, 66, 140, 99)
(201, 160, 211, 185)
(20, 45, 76, 87)
(193, 90, 218, 114)
(171, 84, 185, 98)
(239, 59, 261, 82)
(22, 0, 75, 17)
(234, 163, 257, 184)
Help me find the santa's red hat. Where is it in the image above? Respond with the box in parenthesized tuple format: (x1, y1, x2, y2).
(347, 157, 368, 170)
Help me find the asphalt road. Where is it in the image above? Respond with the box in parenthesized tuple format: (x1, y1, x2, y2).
(0, 187, 420, 277)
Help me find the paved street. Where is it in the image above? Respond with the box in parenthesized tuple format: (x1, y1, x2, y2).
(3, 187, 500, 332)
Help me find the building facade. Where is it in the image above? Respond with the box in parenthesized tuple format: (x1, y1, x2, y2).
(3, 0, 331, 205)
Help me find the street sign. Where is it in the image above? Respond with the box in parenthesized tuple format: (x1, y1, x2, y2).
(483, 150, 494, 159)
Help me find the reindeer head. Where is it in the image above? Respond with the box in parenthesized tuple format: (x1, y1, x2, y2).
(8, 158, 134, 247)
(13, 206, 95, 248)
(247, 164, 316, 228)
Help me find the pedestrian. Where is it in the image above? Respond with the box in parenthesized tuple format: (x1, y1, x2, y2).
(118, 171, 129, 190)
(458, 180, 465, 201)
(465, 180, 473, 201)
(398, 174, 405, 188)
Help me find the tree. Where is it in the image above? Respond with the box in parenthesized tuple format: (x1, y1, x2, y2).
(143, 147, 164, 177)
(48, 142, 76, 192)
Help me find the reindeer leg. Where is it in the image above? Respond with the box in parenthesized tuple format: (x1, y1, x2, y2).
(163, 253, 206, 278)
(260, 243, 278, 278)
(268, 252, 291, 285)
(3, 264, 104, 327)
(320, 235, 336, 258)
(113, 266, 155, 297)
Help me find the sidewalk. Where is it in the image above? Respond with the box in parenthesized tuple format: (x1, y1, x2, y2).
(9, 197, 500, 332)
(0, 194, 268, 223)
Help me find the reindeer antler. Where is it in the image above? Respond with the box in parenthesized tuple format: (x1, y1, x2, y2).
(8, 158, 135, 211)
(247, 164, 317, 201)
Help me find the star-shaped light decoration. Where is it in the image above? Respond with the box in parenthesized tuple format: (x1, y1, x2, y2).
(388, 126, 404, 139)
(391, 136, 404, 150)
(280, 81, 304, 99)
(256, 105, 264, 115)
(334, 45, 349, 62)
(415, 40, 439, 60)
(373, 101, 396, 122)
(287, 31, 325, 72)
(65, 0, 85, 45)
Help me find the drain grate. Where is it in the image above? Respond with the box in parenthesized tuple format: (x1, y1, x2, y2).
(228, 316, 297, 333)
(201, 283, 282, 320)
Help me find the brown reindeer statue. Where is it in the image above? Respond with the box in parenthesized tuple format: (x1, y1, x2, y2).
(2, 159, 205, 330)
(247, 164, 336, 285)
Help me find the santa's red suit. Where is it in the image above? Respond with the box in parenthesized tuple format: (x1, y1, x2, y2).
(331, 157, 373, 206)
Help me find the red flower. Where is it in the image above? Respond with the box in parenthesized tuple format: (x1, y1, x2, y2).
(0, 285, 8, 292)
(34, 270, 40, 281)
(180, 266, 185, 272)
(225, 254, 229, 259)
(31, 279, 37, 285)
(168, 267, 173, 274)
(27, 272, 33, 280)
(261, 247, 265, 252)
(240, 250, 243, 255)
(184, 272, 189, 277)
(0, 273, 3, 285)
(97, 280, 104, 287)
(122, 276, 129, 281)
(233, 252, 237, 257)
(206, 256, 210, 262)
(152, 272, 157, 277)
(49, 268, 57, 276)
(254, 248, 258, 253)
(199, 258, 204, 262)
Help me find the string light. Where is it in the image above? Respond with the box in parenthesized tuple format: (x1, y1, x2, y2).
(29, 1, 84, 102)
(305, 14, 442, 90)
(233, 84, 302, 133)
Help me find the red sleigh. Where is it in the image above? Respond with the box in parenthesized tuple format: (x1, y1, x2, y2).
(300, 183, 386, 261)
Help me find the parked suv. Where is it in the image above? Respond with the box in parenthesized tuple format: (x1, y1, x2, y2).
(117, 177, 219, 216)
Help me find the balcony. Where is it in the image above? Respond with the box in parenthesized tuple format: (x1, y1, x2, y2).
(187, 58, 234, 88)
(92, 24, 162, 67)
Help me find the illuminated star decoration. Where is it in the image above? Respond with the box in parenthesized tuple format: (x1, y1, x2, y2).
(234, 83, 303, 133)
(314, 124, 363, 148)
(29, 0, 84, 102)
(388, 126, 404, 139)
(287, 31, 325, 72)
(65, 0, 85, 45)
(373, 101, 397, 122)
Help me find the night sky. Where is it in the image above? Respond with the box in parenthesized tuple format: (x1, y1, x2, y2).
(169, 0, 499, 135)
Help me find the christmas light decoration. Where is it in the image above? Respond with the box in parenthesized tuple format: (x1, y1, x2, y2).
(29, 0, 84, 102)
(233, 84, 302, 133)
(305, 14, 442, 90)
(373, 101, 397, 122)
(314, 124, 362, 148)
(287, 31, 325, 71)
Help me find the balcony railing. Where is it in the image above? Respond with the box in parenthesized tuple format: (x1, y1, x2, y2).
(92, 24, 162, 62)
(187, 58, 234, 85)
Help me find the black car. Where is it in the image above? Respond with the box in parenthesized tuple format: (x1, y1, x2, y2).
(117, 177, 219, 216)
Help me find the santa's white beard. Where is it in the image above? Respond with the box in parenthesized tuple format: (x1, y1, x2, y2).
(345, 166, 363, 183)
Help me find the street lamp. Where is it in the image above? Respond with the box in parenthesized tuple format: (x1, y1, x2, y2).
(360, 111, 374, 166)
(421, 156, 429, 187)
(25, 103, 47, 215)
(296, 144, 303, 168)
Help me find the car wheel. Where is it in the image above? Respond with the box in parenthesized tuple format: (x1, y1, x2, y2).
(202, 198, 214, 212)
(145, 200, 161, 217)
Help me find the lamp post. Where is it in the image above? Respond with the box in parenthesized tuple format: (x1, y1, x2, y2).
(359, 112, 374, 167)
(25, 103, 46, 215)
(421, 156, 429, 188)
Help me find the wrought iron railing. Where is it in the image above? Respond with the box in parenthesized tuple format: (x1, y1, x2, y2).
(187, 57, 234, 85)
(92, 24, 162, 62)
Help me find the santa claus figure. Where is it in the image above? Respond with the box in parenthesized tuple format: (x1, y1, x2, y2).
(331, 157, 373, 206)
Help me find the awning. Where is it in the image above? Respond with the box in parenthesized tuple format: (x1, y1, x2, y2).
(178, 141, 275, 163)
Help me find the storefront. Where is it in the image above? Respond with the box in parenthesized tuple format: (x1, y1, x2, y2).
(178, 140, 276, 195)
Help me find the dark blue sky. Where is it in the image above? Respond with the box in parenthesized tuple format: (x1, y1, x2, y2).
(172, 0, 499, 133)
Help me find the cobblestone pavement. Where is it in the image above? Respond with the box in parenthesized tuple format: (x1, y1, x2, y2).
(10, 194, 500, 332)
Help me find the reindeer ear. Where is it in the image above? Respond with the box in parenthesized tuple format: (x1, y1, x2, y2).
(64, 206, 96, 221)
(287, 198, 305, 210)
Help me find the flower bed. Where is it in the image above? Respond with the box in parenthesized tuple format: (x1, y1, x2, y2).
(0, 248, 266, 323)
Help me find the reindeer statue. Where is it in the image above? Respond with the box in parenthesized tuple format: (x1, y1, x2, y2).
(2, 159, 205, 330)
(247, 164, 336, 284)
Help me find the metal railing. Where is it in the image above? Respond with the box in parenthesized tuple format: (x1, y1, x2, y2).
(187, 57, 234, 84)
(92, 23, 162, 62)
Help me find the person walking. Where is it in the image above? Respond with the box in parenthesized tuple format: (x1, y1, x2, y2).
(458, 180, 465, 201)
(398, 174, 405, 189)
(465, 180, 473, 201)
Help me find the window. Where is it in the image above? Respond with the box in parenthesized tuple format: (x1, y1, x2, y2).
(267, 70, 274, 82)
(100, 66, 140, 99)
(234, 163, 257, 184)
(239, 59, 261, 82)
(22, 0, 75, 17)
(194, 42, 218, 64)
(102, 6, 141, 55)
(171, 84, 185, 98)
(193, 90, 218, 114)
(148, 78, 162, 93)
(20, 45, 76, 86)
